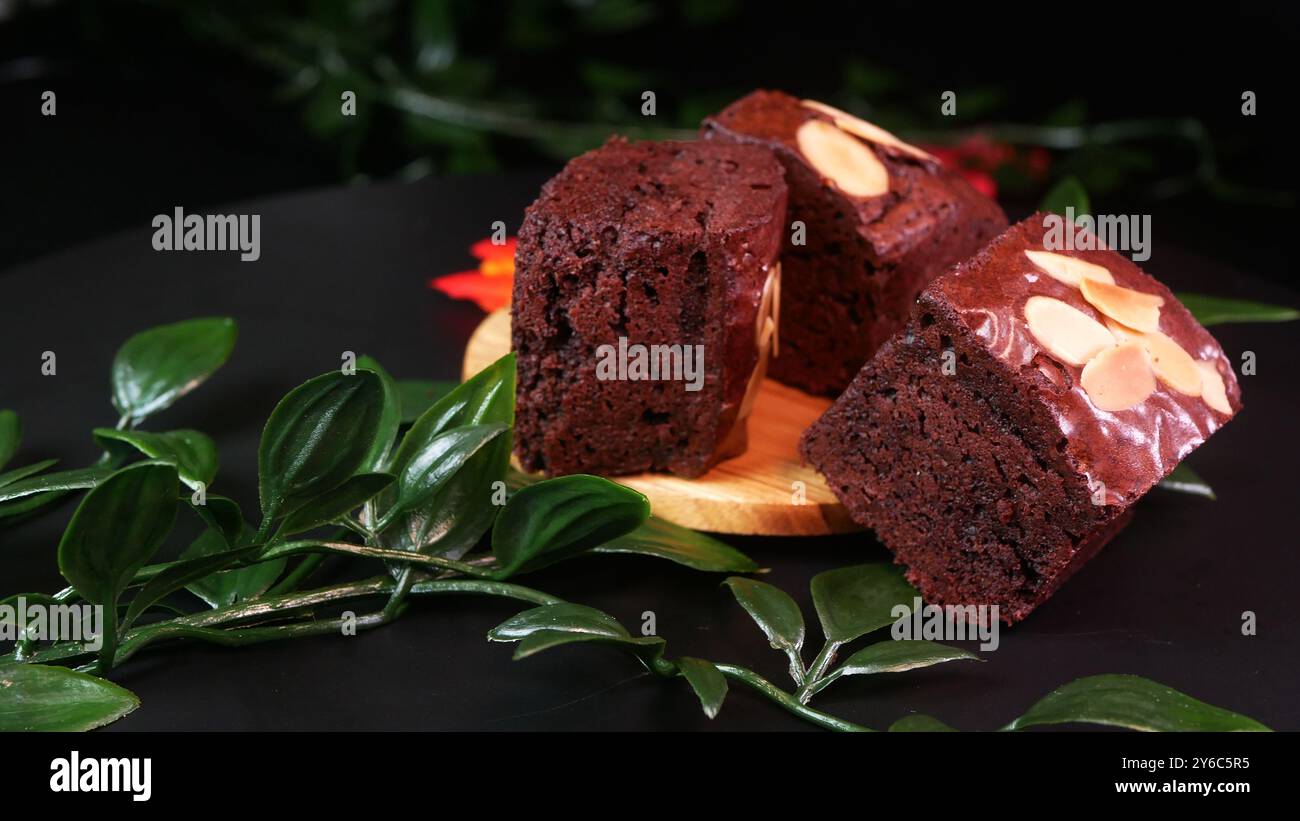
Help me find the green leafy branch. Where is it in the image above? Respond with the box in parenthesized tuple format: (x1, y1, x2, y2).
(0, 318, 755, 730)
(488, 564, 1270, 732)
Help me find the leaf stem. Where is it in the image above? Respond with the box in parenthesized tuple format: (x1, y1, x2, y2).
(785, 649, 807, 686)
(713, 663, 871, 732)
(111, 611, 394, 666)
(2, 576, 562, 667)
(262, 539, 497, 578)
(253, 517, 275, 546)
(96, 603, 120, 674)
(384, 566, 415, 619)
(336, 515, 374, 540)
(797, 640, 842, 703)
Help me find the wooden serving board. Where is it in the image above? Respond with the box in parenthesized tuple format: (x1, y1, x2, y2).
(462, 308, 858, 535)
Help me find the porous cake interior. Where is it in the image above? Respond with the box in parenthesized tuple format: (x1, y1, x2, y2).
(513, 141, 784, 478)
(802, 306, 1124, 622)
(516, 227, 723, 476)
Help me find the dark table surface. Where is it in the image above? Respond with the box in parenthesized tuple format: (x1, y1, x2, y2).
(2, 174, 1297, 731)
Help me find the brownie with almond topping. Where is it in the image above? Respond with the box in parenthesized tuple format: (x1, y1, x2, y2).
(703, 89, 1007, 396)
(800, 215, 1241, 622)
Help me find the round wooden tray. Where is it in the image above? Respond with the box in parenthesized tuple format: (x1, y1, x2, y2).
(462, 308, 858, 535)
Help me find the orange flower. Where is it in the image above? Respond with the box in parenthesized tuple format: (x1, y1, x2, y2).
(428, 237, 517, 312)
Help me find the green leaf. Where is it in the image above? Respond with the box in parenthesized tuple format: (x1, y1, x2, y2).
(0, 409, 18, 470)
(124, 544, 259, 629)
(810, 563, 917, 645)
(511, 631, 666, 665)
(0, 664, 140, 731)
(258, 370, 386, 522)
(487, 603, 666, 666)
(397, 379, 457, 425)
(0, 593, 61, 644)
(381, 424, 508, 525)
(834, 640, 979, 677)
(810, 640, 979, 697)
(596, 515, 760, 572)
(1157, 463, 1215, 500)
(111, 317, 237, 423)
(93, 428, 218, 490)
(57, 462, 179, 608)
(183, 527, 285, 609)
(509, 469, 755, 572)
(889, 714, 957, 732)
(356, 357, 401, 471)
(0, 465, 114, 504)
(383, 354, 514, 559)
(0, 459, 84, 524)
(0, 493, 66, 525)
(392, 356, 514, 456)
(188, 494, 245, 547)
(678, 656, 728, 719)
(1176, 292, 1300, 326)
(489, 602, 629, 641)
(723, 577, 805, 677)
(491, 475, 649, 577)
(1005, 674, 1271, 732)
(1039, 175, 1090, 220)
(279, 472, 395, 537)
(0, 458, 59, 489)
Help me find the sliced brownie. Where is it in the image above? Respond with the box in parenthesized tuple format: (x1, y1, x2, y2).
(703, 90, 1007, 396)
(513, 137, 787, 478)
(801, 215, 1241, 623)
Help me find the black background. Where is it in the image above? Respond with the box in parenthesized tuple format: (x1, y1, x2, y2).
(1, 3, 1298, 732)
(2, 2, 1298, 279)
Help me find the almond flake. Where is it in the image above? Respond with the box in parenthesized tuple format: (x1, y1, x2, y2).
(800, 99, 936, 162)
(757, 262, 781, 355)
(1023, 296, 1117, 366)
(1080, 343, 1157, 412)
(795, 119, 890, 198)
(1023, 250, 1115, 287)
(1197, 360, 1232, 414)
(1104, 320, 1202, 396)
(1080, 277, 1164, 333)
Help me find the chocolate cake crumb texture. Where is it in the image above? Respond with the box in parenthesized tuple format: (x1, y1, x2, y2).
(513, 137, 787, 478)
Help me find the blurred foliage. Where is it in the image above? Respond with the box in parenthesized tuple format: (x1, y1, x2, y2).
(101, 0, 1283, 208)
(154, 0, 706, 178)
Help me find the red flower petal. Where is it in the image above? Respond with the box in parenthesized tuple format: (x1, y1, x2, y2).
(428, 272, 513, 313)
(470, 237, 518, 261)
(959, 169, 998, 199)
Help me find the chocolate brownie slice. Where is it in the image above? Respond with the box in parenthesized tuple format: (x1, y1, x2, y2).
(801, 215, 1241, 623)
(513, 137, 787, 478)
(703, 90, 1007, 396)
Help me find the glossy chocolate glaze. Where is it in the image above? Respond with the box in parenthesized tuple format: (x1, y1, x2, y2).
(926, 215, 1242, 504)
